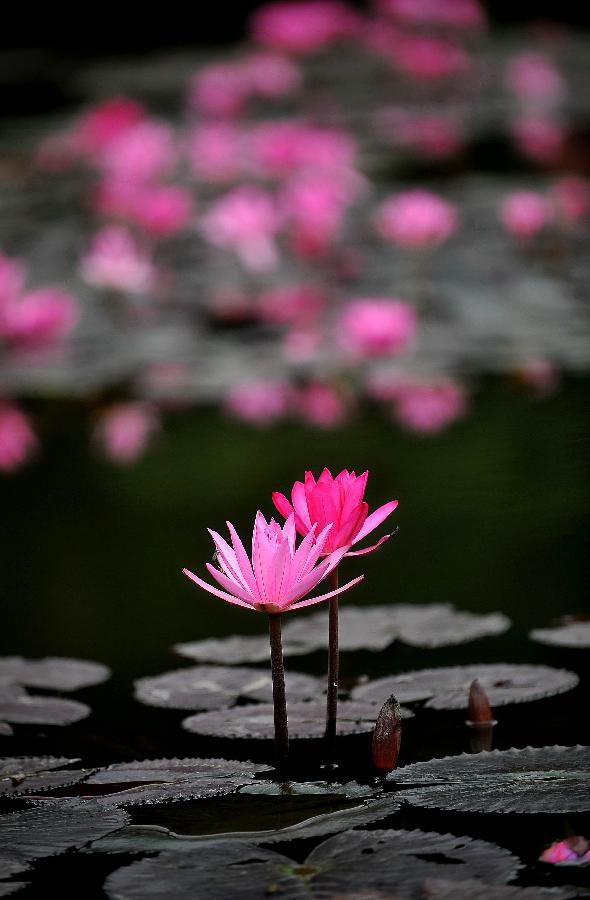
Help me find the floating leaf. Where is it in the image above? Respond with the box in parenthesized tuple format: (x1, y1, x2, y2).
(183, 700, 412, 740)
(0, 657, 110, 691)
(93, 796, 398, 853)
(387, 746, 590, 814)
(352, 664, 579, 710)
(421, 878, 581, 899)
(0, 883, 28, 897)
(0, 802, 129, 880)
(134, 666, 321, 711)
(75, 758, 271, 807)
(530, 622, 590, 649)
(104, 827, 520, 899)
(0, 757, 90, 798)
(281, 605, 510, 654)
(174, 636, 271, 665)
(0, 685, 91, 727)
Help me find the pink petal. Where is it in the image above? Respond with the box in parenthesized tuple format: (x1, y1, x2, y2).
(208, 528, 251, 591)
(288, 525, 319, 584)
(205, 563, 256, 604)
(291, 480, 313, 533)
(282, 557, 332, 606)
(353, 500, 398, 544)
(226, 521, 259, 596)
(317, 467, 334, 484)
(272, 491, 293, 520)
(182, 568, 254, 609)
(288, 574, 364, 610)
(336, 501, 368, 548)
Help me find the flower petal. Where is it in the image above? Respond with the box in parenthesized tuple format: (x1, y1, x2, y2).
(226, 521, 259, 597)
(288, 574, 365, 610)
(182, 568, 254, 609)
(352, 500, 398, 544)
(346, 532, 395, 556)
(272, 491, 293, 520)
(291, 480, 312, 533)
(205, 563, 257, 604)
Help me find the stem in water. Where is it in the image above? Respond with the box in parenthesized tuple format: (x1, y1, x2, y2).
(268, 612, 289, 764)
(325, 567, 339, 756)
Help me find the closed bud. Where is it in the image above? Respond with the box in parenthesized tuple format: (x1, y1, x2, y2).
(372, 694, 402, 774)
(467, 678, 494, 725)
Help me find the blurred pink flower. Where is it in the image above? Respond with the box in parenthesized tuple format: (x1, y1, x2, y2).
(505, 53, 565, 103)
(339, 299, 417, 358)
(99, 121, 176, 183)
(187, 124, 247, 183)
(242, 52, 302, 97)
(392, 34, 469, 81)
(0, 288, 77, 348)
(281, 172, 362, 258)
(273, 467, 398, 555)
(183, 511, 363, 613)
(250, 121, 356, 179)
(250, 1, 359, 54)
(80, 226, 155, 294)
(511, 116, 564, 164)
(94, 403, 159, 465)
(201, 186, 281, 271)
(281, 326, 323, 362)
(258, 284, 325, 325)
(392, 381, 467, 433)
(127, 185, 193, 237)
(296, 383, 350, 428)
(223, 380, 292, 426)
(375, 0, 485, 30)
(375, 190, 458, 249)
(550, 176, 590, 226)
(190, 63, 249, 118)
(378, 109, 464, 160)
(69, 97, 145, 157)
(500, 191, 550, 240)
(0, 404, 38, 472)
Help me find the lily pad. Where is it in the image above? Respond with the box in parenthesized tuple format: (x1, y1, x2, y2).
(104, 827, 520, 899)
(352, 664, 579, 710)
(387, 746, 590, 814)
(0, 657, 110, 691)
(0, 685, 91, 728)
(76, 758, 271, 807)
(183, 700, 412, 740)
(0, 802, 129, 880)
(0, 884, 28, 897)
(134, 666, 322, 711)
(421, 878, 581, 899)
(174, 636, 271, 665)
(281, 605, 510, 654)
(0, 757, 90, 798)
(530, 622, 590, 649)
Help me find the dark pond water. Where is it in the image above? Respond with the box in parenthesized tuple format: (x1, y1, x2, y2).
(1, 379, 589, 897)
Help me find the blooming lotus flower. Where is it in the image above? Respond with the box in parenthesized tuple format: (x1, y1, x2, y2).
(93, 403, 159, 465)
(223, 381, 292, 426)
(499, 191, 549, 241)
(183, 511, 363, 613)
(99, 121, 176, 184)
(392, 381, 467, 434)
(80, 226, 154, 294)
(250, 1, 358, 54)
(69, 97, 145, 158)
(375, 190, 458, 249)
(376, 0, 485, 30)
(296, 383, 350, 428)
(201, 186, 281, 271)
(273, 468, 398, 556)
(338, 298, 416, 358)
(0, 288, 77, 348)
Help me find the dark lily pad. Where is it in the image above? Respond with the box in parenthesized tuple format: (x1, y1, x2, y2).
(174, 636, 271, 665)
(387, 746, 590, 814)
(530, 622, 590, 649)
(421, 878, 581, 899)
(352, 664, 579, 710)
(75, 758, 271, 807)
(0, 802, 129, 880)
(0, 757, 91, 798)
(0, 657, 110, 691)
(0, 685, 91, 728)
(0, 884, 28, 897)
(183, 700, 412, 740)
(134, 666, 322, 711)
(281, 605, 510, 654)
(104, 827, 520, 899)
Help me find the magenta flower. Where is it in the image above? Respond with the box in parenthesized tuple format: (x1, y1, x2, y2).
(93, 403, 159, 465)
(375, 190, 458, 250)
(273, 468, 398, 556)
(499, 191, 549, 241)
(0, 288, 77, 348)
(250, 1, 358, 54)
(200, 186, 281, 272)
(80, 226, 155, 295)
(338, 298, 417, 358)
(223, 380, 292, 427)
(392, 381, 467, 434)
(183, 511, 363, 614)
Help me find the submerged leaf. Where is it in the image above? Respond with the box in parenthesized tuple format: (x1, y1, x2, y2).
(183, 700, 412, 740)
(352, 664, 579, 710)
(0, 657, 110, 691)
(104, 827, 520, 899)
(387, 746, 590, 814)
(530, 622, 590, 649)
(0, 757, 89, 797)
(134, 666, 321, 710)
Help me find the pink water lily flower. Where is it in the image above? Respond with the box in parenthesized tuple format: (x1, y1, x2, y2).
(273, 468, 398, 556)
(183, 511, 363, 613)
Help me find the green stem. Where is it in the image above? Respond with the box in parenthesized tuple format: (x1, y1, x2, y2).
(325, 567, 339, 757)
(268, 612, 289, 764)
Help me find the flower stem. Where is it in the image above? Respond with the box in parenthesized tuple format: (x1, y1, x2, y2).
(325, 566, 339, 757)
(268, 612, 289, 765)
